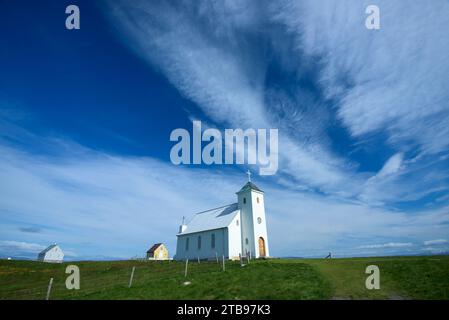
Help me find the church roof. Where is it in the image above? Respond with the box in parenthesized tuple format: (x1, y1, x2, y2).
(39, 244, 59, 255)
(237, 181, 263, 193)
(147, 243, 163, 254)
(177, 203, 239, 235)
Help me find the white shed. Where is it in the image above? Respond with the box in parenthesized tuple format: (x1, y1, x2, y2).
(37, 244, 64, 263)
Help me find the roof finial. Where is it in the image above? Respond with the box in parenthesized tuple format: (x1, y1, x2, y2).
(246, 169, 251, 182)
(182, 216, 185, 225)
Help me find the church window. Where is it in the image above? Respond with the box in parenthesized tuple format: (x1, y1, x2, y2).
(257, 217, 262, 224)
(245, 238, 249, 245)
(186, 238, 189, 251)
(236, 219, 239, 226)
(243, 198, 246, 204)
(257, 197, 259, 203)
(211, 234, 215, 249)
(198, 236, 202, 250)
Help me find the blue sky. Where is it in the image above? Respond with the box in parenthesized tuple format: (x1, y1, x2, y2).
(1, 0, 449, 260)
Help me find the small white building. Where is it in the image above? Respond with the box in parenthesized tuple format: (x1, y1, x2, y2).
(175, 178, 270, 260)
(37, 244, 64, 263)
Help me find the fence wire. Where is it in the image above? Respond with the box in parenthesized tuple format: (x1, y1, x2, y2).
(0, 258, 250, 300)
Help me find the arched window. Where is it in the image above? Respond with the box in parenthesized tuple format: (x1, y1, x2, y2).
(245, 238, 249, 245)
(186, 238, 189, 251)
(257, 197, 260, 203)
(211, 234, 215, 249)
(243, 197, 246, 204)
(198, 236, 202, 250)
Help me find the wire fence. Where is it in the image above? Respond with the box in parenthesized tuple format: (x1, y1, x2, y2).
(0, 257, 252, 300)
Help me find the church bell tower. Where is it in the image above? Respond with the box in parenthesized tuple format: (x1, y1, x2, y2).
(236, 171, 269, 258)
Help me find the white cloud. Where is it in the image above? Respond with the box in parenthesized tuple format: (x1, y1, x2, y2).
(0, 240, 45, 253)
(358, 153, 405, 204)
(424, 239, 448, 246)
(105, 0, 363, 197)
(356, 242, 413, 249)
(269, 0, 449, 205)
(106, 1, 266, 128)
(272, 0, 449, 155)
(0, 240, 78, 258)
(421, 246, 449, 254)
(104, 0, 449, 208)
(2, 1, 449, 259)
(1, 128, 449, 258)
(0, 134, 250, 258)
(376, 153, 404, 178)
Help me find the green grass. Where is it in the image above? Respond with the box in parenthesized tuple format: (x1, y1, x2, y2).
(300, 256, 449, 299)
(1, 255, 448, 300)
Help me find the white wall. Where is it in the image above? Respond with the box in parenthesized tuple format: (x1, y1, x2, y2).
(238, 189, 256, 257)
(42, 247, 64, 263)
(227, 211, 242, 259)
(175, 228, 228, 260)
(250, 191, 270, 258)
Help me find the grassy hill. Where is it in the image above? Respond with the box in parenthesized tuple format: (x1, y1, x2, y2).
(1, 255, 448, 300)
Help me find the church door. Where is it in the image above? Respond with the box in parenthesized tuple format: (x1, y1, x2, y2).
(258, 237, 266, 257)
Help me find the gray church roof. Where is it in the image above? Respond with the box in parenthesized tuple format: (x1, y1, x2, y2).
(177, 203, 239, 235)
(39, 244, 58, 254)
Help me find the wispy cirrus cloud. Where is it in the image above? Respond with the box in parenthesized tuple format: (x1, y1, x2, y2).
(105, 0, 449, 208)
(105, 0, 362, 197)
(272, 0, 449, 153)
(270, 0, 449, 203)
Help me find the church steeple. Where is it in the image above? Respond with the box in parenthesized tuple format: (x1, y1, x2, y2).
(237, 170, 263, 194)
(235, 172, 269, 258)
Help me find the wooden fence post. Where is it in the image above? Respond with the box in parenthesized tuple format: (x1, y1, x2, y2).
(45, 278, 53, 300)
(222, 255, 225, 272)
(184, 259, 189, 278)
(128, 266, 135, 288)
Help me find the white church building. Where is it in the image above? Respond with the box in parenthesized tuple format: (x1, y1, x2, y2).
(175, 177, 270, 260)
